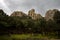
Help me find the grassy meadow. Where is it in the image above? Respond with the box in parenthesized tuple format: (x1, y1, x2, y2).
(0, 34, 59, 40)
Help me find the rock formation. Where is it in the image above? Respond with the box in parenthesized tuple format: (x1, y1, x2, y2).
(28, 9, 42, 20)
(11, 11, 27, 17)
(11, 9, 42, 20)
(45, 9, 60, 22)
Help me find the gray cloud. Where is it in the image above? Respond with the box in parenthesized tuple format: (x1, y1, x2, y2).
(0, 0, 60, 16)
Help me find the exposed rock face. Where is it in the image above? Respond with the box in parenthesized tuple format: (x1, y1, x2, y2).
(10, 9, 42, 20)
(11, 11, 27, 17)
(45, 9, 60, 22)
(28, 9, 42, 20)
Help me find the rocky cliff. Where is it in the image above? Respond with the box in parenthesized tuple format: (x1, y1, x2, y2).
(10, 9, 42, 20)
(28, 9, 42, 20)
(45, 9, 60, 22)
(11, 11, 27, 17)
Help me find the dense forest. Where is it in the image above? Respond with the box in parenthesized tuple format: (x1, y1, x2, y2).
(0, 9, 60, 38)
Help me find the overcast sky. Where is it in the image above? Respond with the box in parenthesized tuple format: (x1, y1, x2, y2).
(0, 0, 60, 16)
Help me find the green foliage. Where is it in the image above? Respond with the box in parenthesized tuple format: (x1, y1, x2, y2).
(0, 9, 60, 38)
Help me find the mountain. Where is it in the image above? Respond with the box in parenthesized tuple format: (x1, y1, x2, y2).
(28, 9, 42, 20)
(45, 9, 60, 23)
(11, 11, 27, 17)
(10, 9, 42, 20)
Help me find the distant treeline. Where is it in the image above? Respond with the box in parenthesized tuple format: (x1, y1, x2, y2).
(0, 9, 60, 38)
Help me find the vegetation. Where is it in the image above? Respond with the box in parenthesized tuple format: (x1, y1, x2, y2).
(0, 9, 60, 40)
(0, 34, 58, 40)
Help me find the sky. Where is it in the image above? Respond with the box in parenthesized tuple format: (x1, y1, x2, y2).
(0, 0, 60, 16)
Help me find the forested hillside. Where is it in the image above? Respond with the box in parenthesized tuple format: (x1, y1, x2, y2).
(0, 9, 60, 39)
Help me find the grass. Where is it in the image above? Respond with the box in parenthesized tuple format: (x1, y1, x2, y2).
(0, 34, 59, 40)
(11, 34, 44, 39)
(11, 34, 31, 39)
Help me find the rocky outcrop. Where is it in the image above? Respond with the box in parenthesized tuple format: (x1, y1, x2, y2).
(11, 11, 27, 17)
(11, 9, 42, 20)
(28, 9, 42, 20)
(45, 9, 60, 22)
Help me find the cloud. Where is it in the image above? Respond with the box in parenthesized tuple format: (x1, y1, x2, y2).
(0, 0, 60, 16)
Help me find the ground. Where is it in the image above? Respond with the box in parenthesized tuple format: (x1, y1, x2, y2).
(0, 34, 59, 40)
